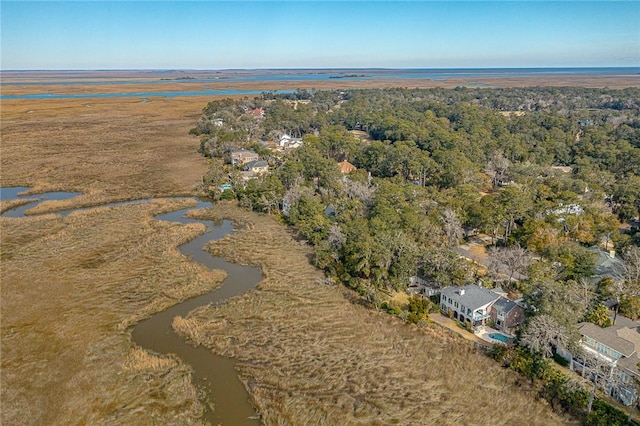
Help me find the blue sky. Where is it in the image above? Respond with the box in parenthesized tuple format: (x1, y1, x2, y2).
(1, 1, 639, 69)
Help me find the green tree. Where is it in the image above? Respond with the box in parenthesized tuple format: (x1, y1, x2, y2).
(584, 303, 612, 328)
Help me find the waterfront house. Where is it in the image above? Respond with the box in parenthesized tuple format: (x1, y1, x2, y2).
(440, 284, 501, 326)
(440, 284, 525, 333)
(561, 318, 640, 406)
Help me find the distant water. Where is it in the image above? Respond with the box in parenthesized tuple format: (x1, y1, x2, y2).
(3, 68, 639, 85)
(1, 67, 637, 100)
(0, 89, 294, 100)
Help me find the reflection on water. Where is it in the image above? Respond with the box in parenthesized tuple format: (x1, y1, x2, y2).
(1, 189, 261, 425)
(0, 187, 80, 218)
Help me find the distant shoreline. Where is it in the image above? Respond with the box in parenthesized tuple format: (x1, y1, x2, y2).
(1, 67, 638, 99)
(1, 67, 638, 81)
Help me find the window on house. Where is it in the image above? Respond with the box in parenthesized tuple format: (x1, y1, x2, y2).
(596, 342, 609, 355)
(584, 336, 595, 347)
(454, 301, 458, 308)
(610, 349, 623, 360)
(619, 370, 629, 383)
(467, 308, 472, 316)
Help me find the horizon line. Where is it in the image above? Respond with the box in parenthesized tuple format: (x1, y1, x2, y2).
(2, 66, 639, 73)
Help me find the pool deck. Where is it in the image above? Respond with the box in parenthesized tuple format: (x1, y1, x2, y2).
(475, 325, 512, 345)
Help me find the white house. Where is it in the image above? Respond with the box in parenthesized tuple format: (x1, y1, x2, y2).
(440, 284, 526, 333)
(440, 284, 501, 326)
(279, 134, 303, 149)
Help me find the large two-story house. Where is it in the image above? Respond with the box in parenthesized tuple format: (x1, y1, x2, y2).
(440, 284, 525, 333)
(562, 317, 640, 406)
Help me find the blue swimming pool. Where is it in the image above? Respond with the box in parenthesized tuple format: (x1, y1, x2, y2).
(489, 333, 510, 343)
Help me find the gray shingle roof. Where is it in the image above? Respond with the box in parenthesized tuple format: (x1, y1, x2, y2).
(441, 284, 501, 311)
(248, 160, 268, 168)
(588, 246, 626, 281)
(492, 297, 518, 314)
(579, 322, 636, 357)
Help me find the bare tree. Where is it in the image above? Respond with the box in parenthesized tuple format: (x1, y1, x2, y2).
(341, 177, 376, 207)
(487, 244, 532, 286)
(520, 314, 570, 358)
(575, 277, 598, 308)
(625, 376, 640, 422)
(562, 278, 597, 322)
(327, 223, 345, 249)
(609, 276, 640, 325)
(576, 350, 617, 415)
(486, 150, 512, 187)
(441, 208, 463, 248)
(622, 246, 640, 286)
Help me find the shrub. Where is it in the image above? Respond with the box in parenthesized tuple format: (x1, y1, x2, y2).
(541, 369, 588, 416)
(488, 345, 508, 363)
(509, 347, 551, 382)
(586, 399, 637, 426)
(407, 295, 431, 316)
(380, 301, 402, 316)
(552, 352, 569, 367)
(220, 190, 236, 201)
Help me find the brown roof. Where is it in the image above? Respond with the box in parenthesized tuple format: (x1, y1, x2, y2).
(338, 161, 356, 174)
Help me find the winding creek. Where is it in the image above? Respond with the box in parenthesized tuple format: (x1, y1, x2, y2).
(1, 187, 261, 425)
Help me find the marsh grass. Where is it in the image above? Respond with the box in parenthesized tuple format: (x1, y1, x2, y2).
(1, 199, 225, 425)
(1, 94, 217, 425)
(181, 204, 574, 425)
(1, 87, 578, 425)
(1, 97, 209, 201)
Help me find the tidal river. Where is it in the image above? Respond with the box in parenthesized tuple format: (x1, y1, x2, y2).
(0, 188, 261, 425)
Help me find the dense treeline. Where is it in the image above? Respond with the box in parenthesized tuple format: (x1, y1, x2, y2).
(195, 86, 640, 424)
(194, 87, 640, 302)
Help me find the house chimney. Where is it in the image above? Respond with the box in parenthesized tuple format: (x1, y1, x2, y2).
(609, 250, 616, 259)
(459, 289, 465, 296)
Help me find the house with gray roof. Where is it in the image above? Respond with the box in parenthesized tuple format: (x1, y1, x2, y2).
(243, 160, 269, 174)
(564, 320, 640, 406)
(440, 285, 500, 327)
(490, 297, 526, 333)
(440, 284, 525, 333)
(588, 246, 626, 283)
(408, 275, 441, 297)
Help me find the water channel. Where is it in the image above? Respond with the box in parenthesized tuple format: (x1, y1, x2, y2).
(1, 188, 261, 425)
